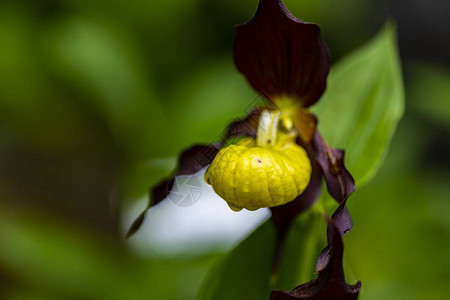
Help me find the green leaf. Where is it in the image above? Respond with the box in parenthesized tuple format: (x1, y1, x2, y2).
(197, 220, 275, 300)
(0, 205, 216, 299)
(167, 58, 260, 149)
(42, 16, 168, 159)
(198, 23, 404, 300)
(407, 63, 450, 131)
(0, 5, 88, 152)
(312, 23, 405, 187)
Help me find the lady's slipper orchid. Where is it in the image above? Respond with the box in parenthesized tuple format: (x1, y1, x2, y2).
(128, 0, 361, 298)
(205, 110, 312, 212)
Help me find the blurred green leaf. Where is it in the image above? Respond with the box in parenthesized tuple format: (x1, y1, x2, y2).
(120, 59, 260, 201)
(0, 3, 87, 151)
(197, 220, 275, 300)
(198, 23, 404, 300)
(42, 16, 168, 159)
(0, 206, 217, 300)
(167, 58, 260, 148)
(313, 23, 404, 187)
(407, 63, 450, 130)
(345, 127, 450, 300)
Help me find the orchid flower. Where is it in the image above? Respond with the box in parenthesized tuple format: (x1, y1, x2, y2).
(128, 0, 361, 298)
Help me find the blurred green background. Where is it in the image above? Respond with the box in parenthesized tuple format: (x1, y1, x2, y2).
(0, 0, 449, 299)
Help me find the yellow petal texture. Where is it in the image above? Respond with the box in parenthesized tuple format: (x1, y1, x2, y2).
(205, 138, 311, 211)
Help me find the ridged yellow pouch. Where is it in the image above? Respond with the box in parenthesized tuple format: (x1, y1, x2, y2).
(205, 137, 311, 211)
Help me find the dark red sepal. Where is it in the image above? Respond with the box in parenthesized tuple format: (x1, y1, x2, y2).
(312, 132, 355, 203)
(315, 199, 353, 272)
(270, 213, 361, 300)
(234, 0, 330, 107)
(222, 108, 263, 142)
(126, 144, 220, 238)
(311, 132, 356, 271)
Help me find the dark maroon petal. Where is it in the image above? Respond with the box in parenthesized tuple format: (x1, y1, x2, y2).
(176, 144, 220, 175)
(269, 138, 322, 275)
(315, 199, 353, 272)
(312, 132, 355, 203)
(311, 132, 355, 271)
(270, 216, 361, 300)
(314, 245, 331, 275)
(126, 144, 220, 238)
(221, 108, 263, 142)
(234, 0, 330, 107)
(329, 198, 353, 236)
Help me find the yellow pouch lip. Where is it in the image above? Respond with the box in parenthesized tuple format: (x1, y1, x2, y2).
(205, 138, 311, 211)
